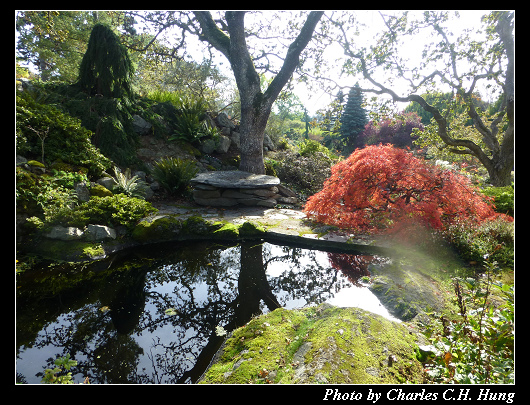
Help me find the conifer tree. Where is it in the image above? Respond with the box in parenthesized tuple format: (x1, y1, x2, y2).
(78, 23, 134, 99)
(339, 83, 367, 151)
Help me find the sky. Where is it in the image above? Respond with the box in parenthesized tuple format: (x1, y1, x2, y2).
(175, 10, 493, 116)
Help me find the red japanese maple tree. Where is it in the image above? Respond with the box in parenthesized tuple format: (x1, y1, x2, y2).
(304, 144, 503, 234)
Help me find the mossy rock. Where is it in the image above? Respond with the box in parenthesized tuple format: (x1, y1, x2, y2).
(132, 215, 183, 243)
(238, 221, 266, 238)
(29, 239, 105, 262)
(212, 222, 240, 239)
(90, 183, 114, 197)
(27, 160, 46, 168)
(199, 304, 424, 384)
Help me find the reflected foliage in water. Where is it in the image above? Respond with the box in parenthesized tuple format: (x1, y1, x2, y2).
(16, 241, 383, 384)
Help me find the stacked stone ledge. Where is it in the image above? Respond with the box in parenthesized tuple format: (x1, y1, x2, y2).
(191, 171, 297, 208)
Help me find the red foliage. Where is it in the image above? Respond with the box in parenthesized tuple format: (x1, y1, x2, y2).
(327, 253, 379, 286)
(304, 144, 501, 234)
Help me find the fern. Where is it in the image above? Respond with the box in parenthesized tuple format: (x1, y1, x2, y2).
(151, 157, 199, 196)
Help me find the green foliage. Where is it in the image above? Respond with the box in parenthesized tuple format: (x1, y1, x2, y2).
(444, 216, 514, 268)
(148, 90, 217, 143)
(297, 139, 338, 159)
(16, 92, 111, 176)
(41, 354, 78, 384)
(17, 167, 79, 224)
(482, 185, 514, 216)
(170, 112, 218, 143)
(78, 23, 134, 99)
(151, 157, 199, 196)
(421, 261, 514, 384)
(47, 195, 156, 230)
(93, 102, 138, 166)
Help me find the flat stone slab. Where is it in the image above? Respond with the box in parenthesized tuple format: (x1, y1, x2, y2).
(191, 170, 280, 189)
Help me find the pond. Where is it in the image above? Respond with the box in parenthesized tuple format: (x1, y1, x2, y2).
(16, 241, 399, 384)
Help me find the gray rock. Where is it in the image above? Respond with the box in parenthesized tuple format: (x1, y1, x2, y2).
(200, 138, 217, 154)
(74, 182, 91, 202)
(215, 112, 236, 129)
(263, 134, 275, 151)
(193, 197, 239, 207)
(193, 189, 222, 199)
(256, 198, 277, 208)
(191, 170, 280, 189)
(278, 196, 298, 204)
(277, 184, 297, 198)
(132, 115, 152, 135)
(46, 226, 84, 241)
(16, 155, 28, 166)
(97, 177, 116, 191)
(215, 135, 231, 154)
(230, 132, 241, 149)
(137, 183, 154, 199)
(149, 181, 160, 191)
(132, 170, 147, 181)
(84, 224, 117, 241)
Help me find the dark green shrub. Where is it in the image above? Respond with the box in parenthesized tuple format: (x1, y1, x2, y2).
(78, 23, 134, 99)
(151, 157, 199, 196)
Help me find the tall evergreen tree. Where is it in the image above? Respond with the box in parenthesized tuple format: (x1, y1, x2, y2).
(339, 83, 368, 152)
(78, 23, 134, 99)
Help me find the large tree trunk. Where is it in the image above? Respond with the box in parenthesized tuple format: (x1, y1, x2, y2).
(484, 153, 513, 187)
(194, 11, 323, 174)
(239, 105, 271, 174)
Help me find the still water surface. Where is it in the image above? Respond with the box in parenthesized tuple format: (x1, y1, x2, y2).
(16, 241, 397, 384)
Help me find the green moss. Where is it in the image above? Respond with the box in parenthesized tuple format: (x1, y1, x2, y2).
(200, 304, 424, 384)
(27, 160, 45, 168)
(212, 222, 240, 239)
(82, 243, 105, 258)
(31, 239, 106, 262)
(90, 183, 113, 197)
(132, 215, 182, 243)
(238, 221, 266, 238)
(180, 215, 215, 236)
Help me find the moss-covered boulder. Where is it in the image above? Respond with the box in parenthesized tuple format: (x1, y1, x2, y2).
(199, 304, 424, 384)
(132, 215, 183, 243)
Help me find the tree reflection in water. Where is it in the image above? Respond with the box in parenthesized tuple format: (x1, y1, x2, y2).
(16, 241, 383, 384)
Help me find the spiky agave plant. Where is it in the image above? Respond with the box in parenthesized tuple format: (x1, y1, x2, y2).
(109, 166, 147, 199)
